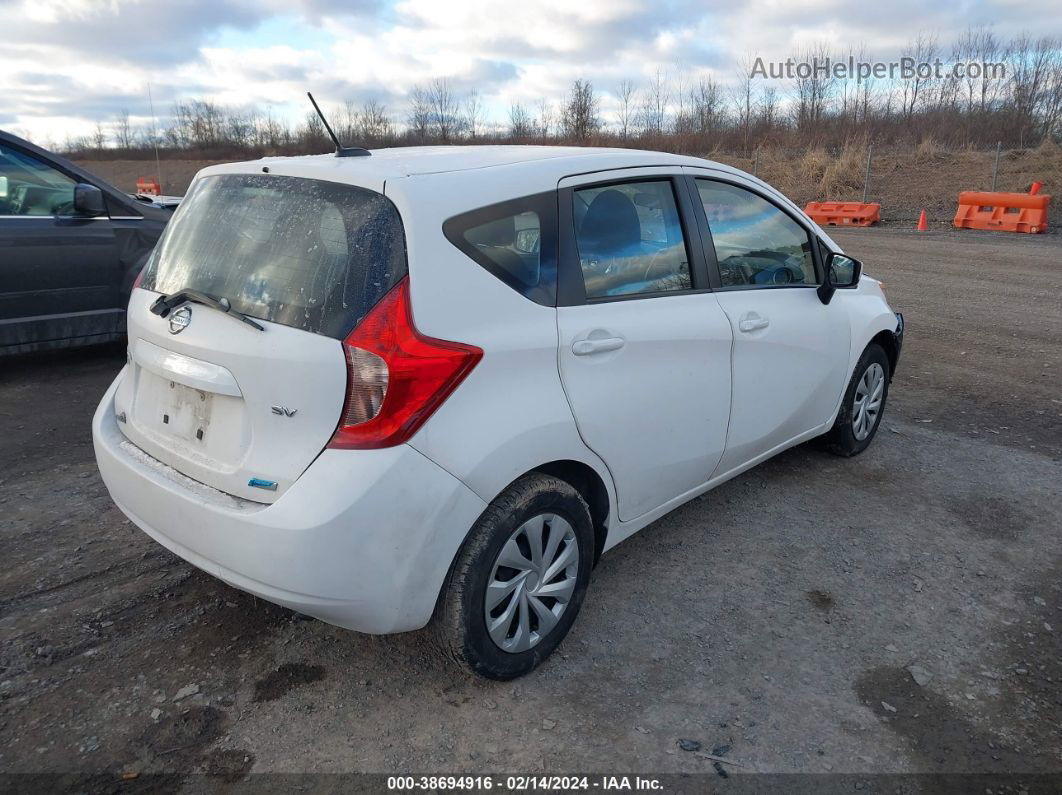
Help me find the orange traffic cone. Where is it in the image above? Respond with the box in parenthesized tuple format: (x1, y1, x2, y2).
(1030, 181, 1043, 195)
(916, 209, 928, 231)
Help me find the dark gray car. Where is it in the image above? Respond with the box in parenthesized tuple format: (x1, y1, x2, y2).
(0, 130, 171, 355)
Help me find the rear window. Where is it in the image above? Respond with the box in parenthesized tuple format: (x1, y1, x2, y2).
(140, 173, 407, 337)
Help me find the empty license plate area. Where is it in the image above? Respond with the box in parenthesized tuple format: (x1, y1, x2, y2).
(129, 366, 249, 471)
(141, 373, 212, 442)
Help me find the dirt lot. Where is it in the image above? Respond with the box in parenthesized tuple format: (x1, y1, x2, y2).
(1, 227, 1060, 789)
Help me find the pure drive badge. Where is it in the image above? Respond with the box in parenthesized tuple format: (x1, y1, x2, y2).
(168, 306, 192, 335)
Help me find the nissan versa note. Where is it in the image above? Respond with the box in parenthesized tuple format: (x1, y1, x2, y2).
(93, 146, 903, 679)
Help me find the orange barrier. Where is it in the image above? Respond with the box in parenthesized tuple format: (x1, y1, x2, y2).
(952, 191, 1050, 234)
(804, 201, 881, 227)
(136, 177, 161, 196)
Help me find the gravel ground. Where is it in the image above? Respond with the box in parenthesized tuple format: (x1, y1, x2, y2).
(1, 226, 1059, 789)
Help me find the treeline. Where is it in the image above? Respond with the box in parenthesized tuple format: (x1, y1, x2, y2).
(66, 29, 1062, 160)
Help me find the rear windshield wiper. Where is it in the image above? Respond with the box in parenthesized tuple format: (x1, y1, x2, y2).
(150, 289, 265, 331)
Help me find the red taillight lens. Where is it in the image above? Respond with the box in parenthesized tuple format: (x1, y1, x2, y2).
(132, 266, 147, 290)
(328, 278, 483, 450)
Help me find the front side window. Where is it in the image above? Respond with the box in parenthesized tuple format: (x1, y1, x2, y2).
(443, 192, 557, 306)
(573, 180, 691, 299)
(140, 174, 407, 337)
(0, 145, 75, 216)
(696, 180, 816, 289)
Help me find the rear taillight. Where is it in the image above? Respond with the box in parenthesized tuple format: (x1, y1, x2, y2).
(328, 278, 482, 450)
(132, 266, 146, 290)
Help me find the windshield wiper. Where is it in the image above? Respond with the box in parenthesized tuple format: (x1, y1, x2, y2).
(150, 289, 265, 331)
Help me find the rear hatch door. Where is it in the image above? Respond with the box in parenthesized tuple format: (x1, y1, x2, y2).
(113, 171, 406, 502)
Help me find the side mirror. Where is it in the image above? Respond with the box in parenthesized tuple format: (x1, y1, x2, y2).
(73, 183, 106, 216)
(818, 251, 862, 305)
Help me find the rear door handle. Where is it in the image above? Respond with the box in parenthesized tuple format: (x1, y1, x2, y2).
(572, 337, 625, 356)
(738, 314, 770, 333)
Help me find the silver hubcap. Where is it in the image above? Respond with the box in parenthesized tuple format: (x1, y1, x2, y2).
(852, 362, 885, 441)
(484, 513, 579, 653)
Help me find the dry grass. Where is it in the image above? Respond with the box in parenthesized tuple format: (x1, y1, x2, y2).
(718, 145, 1062, 222)
(77, 145, 1062, 224)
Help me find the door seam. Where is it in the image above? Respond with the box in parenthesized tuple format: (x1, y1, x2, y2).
(552, 308, 624, 515)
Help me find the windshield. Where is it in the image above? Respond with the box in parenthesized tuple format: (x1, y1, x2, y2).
(140, 173, 407, 337)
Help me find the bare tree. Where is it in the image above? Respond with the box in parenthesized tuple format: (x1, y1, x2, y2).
(113, 110, 134, 150)
(509, 103, 533, 139)
(464, 89, 483, 140)
(302, 110, 329, 150)
(259, 106, 285, 150)
(359, 99, 392, 142)
(561, 79, 600, 141)
(91, 123, 108, 152)
(1007, 34, 1060, 146)
(226, 111, 254, 150)
(640, 69, 670, 136)
(427, 78, 460, 141)
(340, 100, 359, 143)
(615, 79, 636, 138)
(688, 77, 723, 135)
(537, 98, 554, 138)
(758, 85, 778, 131)
(1041, 42, 1062, 141)
(792, 43, 836, 132)
(732, 57, 755, 153)
(854, 45, 878, 130)
(900, 34, 939, 119)
(407, 85, 431, 141)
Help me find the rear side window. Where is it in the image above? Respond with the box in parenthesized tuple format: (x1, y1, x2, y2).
(573, 180, 692, 299)
(443, 192, 558, 306)
(140, 174, 407, 338)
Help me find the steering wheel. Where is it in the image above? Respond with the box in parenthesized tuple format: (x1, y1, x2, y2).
(769, 266, 795, 285)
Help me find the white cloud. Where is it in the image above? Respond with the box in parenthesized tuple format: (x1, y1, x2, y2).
(1, 0, 1059, 144)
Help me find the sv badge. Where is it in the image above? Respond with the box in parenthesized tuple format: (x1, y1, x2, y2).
(271, 406, 298, 417)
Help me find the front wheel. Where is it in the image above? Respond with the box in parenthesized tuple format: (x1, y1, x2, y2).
(824, 343, 890, 456)
(432, 473, 594, 680)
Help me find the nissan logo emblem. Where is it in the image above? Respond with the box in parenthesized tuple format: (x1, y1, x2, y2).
(169, 306, 192, 335)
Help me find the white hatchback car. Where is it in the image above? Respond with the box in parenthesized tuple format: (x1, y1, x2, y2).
(93, 146, 903, 679)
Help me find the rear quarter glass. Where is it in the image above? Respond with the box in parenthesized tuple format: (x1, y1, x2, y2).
(140, 173, 408, 338)
(442, 190, 558, 306)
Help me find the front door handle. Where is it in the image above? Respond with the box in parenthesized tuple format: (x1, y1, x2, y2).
(738, 313, 770, 333)
(572, 337, 625, 356)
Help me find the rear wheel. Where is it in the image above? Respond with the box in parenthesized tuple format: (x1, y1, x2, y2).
(433, 473, 593, 679)
(824, 343, 890, 456)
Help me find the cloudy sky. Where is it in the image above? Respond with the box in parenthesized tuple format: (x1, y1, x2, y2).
(2, 0, 1058, 145)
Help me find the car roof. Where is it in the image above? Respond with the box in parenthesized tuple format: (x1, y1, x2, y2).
(265, 145, 704, 175)
(199, 145, 742, 190)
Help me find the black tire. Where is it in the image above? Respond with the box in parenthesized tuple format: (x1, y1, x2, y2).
(824, 343, 890, 456)
(433, 472, 594, 680)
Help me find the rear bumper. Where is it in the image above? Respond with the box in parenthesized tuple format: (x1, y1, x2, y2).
(92, 374, 487, 633)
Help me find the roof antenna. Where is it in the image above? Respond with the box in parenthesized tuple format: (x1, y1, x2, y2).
(306, 92, 371, 158)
